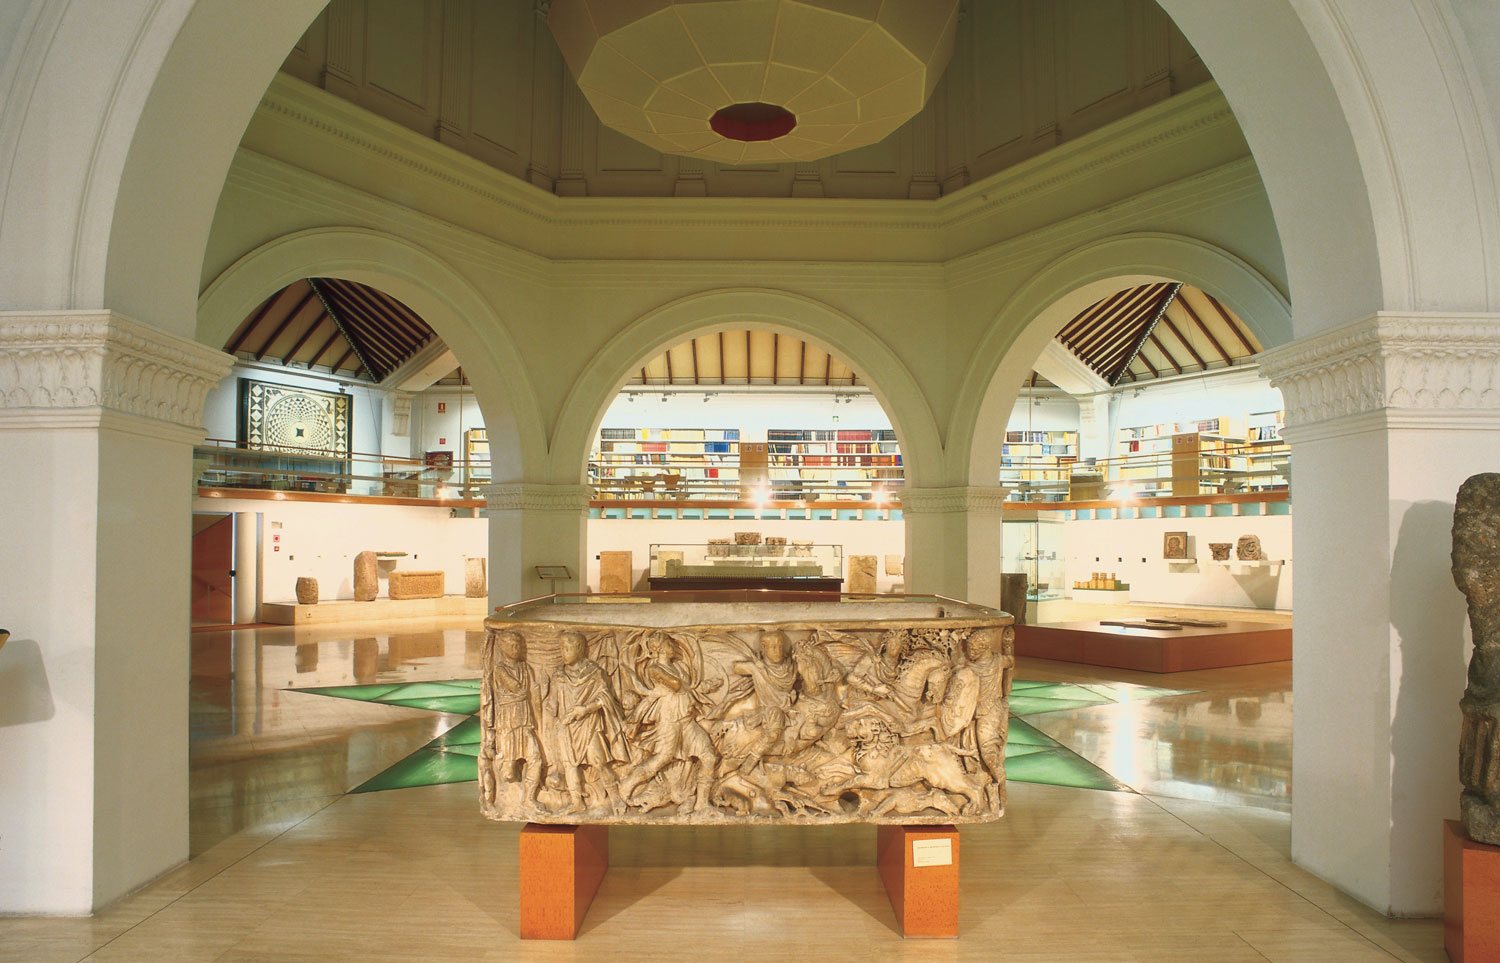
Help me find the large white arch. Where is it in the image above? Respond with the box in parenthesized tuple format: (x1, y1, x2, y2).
(198, 227, 548, 480)
(548, 288, 945, 489)
(951, 232, 1293, 486)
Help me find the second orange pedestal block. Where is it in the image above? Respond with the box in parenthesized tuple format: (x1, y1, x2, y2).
(877, 824, 959, 938)
(519, 823, 609, 940)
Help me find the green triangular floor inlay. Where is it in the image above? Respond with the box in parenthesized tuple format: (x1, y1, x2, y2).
(383, 695, 481, 714)
(302, 677, 1175, 797)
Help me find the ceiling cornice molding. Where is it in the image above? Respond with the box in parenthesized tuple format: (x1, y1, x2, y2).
(247, 72, 1250, 263)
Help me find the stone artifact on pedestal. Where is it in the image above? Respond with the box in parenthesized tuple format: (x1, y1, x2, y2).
(790, 539, 814, 558)
(765, 536, 787, 557)
(885, 555, 904, 577)
(707, 538, 731, 558)
(848, 555, 878, 594)
(353, 550, 379, 601)
(295, 577, 318, 605)
(479, 596, 1014, 825)
(1209, 542, 1233, 561)
(1455, 473, 1500, 843)
(599, 551, 633, 594)
(388, 570, 444, 599)
(734, 531, 763, 557)
(1235, 535, 1263, 561)
(466, 558, 487, 598)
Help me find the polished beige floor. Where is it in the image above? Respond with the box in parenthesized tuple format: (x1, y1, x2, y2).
(3, 616, 1443, 962)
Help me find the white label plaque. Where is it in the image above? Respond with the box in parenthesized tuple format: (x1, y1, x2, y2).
(911, 838, 952, 867)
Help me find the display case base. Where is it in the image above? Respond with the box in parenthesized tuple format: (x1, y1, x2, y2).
(878, 825, 960, 939)
(1445, 819, 1500, 962)
(1015, 620, 1290, 672)
(519, 824, 609, 940)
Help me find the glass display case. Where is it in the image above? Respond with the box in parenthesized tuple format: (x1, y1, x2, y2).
(1001, 510, 1066, 602)
(648, 543, 842, 581)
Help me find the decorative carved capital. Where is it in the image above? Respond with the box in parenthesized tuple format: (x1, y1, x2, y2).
(1257, 313, 1500, 428)
(481, 483, 592, 513)
(898, 486, 1011, 516)
(0, 312, 232, 432)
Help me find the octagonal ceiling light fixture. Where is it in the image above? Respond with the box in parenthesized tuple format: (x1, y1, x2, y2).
(548, 0, 961, 166)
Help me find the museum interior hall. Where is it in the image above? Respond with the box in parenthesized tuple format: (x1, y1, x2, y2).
(3, 1, 1499, 960)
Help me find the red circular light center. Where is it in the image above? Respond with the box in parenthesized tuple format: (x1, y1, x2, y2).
(710, 102, 797, 142)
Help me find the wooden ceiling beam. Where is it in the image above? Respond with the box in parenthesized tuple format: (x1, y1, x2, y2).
(1147, 332, 1181, 374)
(799, 340, 807, 385)
(1058, 287, 1137, 343)
(1204, 291, 1257, 354)
(308, 328, 345, 368)
(1068, 284, 1163, 357)
(253, 287, 319, 361)
(1109, 283, 1181, 385)
(1176, 294, 1234, 365)
(283, 311, 330, 364)
(327, 278, 430, 342)
(227, 287, 289, 354)
(691, 337, 701, 384)
(665, 346, 674, 383)
(1158, 315, 1207, 370)
(321, 288, 405, 363)
(772, 333, 780, 384)
(331, 346, 358, 373)
(311, 279, 381, 380)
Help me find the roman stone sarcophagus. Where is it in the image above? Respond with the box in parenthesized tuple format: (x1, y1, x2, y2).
(478, 596, 1014, 826)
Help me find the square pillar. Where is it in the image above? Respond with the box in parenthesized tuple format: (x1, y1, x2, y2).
(1261, 313, 1500, 915)
(900, 486, 1010, 607)
(0, 312, 231, 913)
(482, 483, 590, 604)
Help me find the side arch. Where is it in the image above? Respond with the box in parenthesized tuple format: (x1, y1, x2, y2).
(197, 226, 547, 479)
(546, 288, 945, 488)
(949, 232, 1292, 486)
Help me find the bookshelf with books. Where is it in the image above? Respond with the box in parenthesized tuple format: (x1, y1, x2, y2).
(1000, 430, 1079, 499)
(766, 429, 902, 500)
(1116, 415, 1248, 496)
(592, 427, 742, 499)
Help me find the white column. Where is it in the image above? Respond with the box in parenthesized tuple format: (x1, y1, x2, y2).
(232, 511, 260, 624)
(0, 312, 231, 914)
(481, 483, 591, 605)
(1076, 394, 1112, 462)
(900, 486, 1010, 607)
(1260, 313, 1500, 915)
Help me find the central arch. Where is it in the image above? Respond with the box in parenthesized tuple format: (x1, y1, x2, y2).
(548, 289, 944, 490)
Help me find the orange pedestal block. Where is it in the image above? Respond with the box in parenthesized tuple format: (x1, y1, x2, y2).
(1446, 819, 1500, 962)
(877, 824, 959, 939)
(519, 823, 609, 940)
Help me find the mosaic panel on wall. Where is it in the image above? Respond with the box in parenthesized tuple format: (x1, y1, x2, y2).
(238, 378, 352, 460)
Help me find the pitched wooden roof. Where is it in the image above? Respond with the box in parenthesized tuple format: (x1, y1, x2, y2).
(629, 330, 862, 387)
(222, 278, 436, 382)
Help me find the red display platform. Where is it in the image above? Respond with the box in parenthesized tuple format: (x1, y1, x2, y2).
(1445, 819, 1500, 962)
(519, 824, 608, 940)
(878, 825, 960, 938)
(1014, 620, 1291, 673)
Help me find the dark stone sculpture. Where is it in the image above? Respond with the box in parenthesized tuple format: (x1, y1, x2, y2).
(1455, 473, 1500, 843)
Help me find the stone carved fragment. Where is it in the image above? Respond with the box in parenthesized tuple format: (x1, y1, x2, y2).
(465, 558, 487, 598)
(295, 577, 318, 605)
(848, 555, 878, 593)
(1236, 535, 1263, 561)
(480, 599, 1013, 825)
(353, 551, 378, 601)
(1455, 473, 1500, 843)
(707, 538, 731, 558)
(1209, 542, 1232, 561)
(389, 570, 443, 599)
(885, 555, 904, 576)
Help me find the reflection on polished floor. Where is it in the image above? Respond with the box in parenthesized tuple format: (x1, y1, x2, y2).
(4, 616, 1442, 962)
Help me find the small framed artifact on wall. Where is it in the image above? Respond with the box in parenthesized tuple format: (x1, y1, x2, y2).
(1163, 531, 1189, 560)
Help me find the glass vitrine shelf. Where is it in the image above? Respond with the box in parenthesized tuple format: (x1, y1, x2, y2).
(648, 543, 842, 580)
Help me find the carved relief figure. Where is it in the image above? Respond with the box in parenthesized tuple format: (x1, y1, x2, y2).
(480, 629, 545, 808)
(546, 630, 631, 814)
(727, 629, 799, 775)
(619, 631, 721, 812)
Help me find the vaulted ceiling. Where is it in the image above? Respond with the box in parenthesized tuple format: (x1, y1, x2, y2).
(629, 330, 862, 387)
(223, 279, 436, 382)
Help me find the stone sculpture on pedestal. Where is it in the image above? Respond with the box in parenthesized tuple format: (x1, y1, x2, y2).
(295, 577, 318, 605)
(353, 551, 378, 601)
(1455, 473, 1500, 843)
(466, 558, 487, 598)
(1236, 535, 1264, 561)
(479, 598, 1013, 825)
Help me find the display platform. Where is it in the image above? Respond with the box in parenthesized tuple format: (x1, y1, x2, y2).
(1015, 619, 1291, 672)
(262, 595, 488, 625)
(645, 575, 843, 599)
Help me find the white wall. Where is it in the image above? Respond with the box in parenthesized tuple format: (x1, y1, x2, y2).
(1004, 392, 1082, 434)
(412, 387, 486, 459)
(194, 496, 487, 602)
(1113, 369, 1283, 429)
(584, 517, 907, 594)
(1062, 511, 1291, 609)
